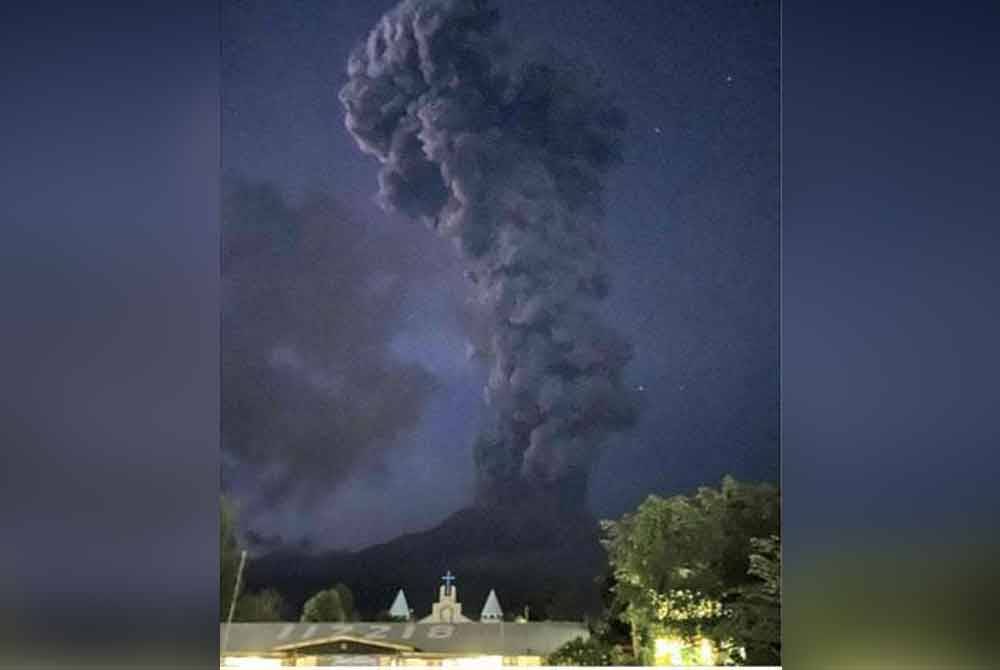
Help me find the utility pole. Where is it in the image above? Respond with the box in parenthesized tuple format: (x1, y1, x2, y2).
(220, 549, 248, 665)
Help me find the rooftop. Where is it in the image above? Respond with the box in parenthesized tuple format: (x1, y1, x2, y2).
(221, 621, 588, 657)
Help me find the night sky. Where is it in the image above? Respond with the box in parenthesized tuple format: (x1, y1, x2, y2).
(221, 0, 778, 550)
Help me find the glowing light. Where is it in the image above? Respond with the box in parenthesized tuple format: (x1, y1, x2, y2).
(654, 637, 684, 666)
(441, 656, 504, 669)
(652, 635, 718, 667)
(698, 637, 715, 665)
(221, 657, 284, 668)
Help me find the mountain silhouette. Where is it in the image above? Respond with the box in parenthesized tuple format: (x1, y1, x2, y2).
(245, 503, 607, 622)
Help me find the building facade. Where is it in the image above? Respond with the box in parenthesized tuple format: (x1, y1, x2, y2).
(221, 574, 587, 667)
(221, 621, 589, 667)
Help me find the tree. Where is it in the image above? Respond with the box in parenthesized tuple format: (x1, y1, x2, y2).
(718, 534, 781, 665)
(235, 588, 287, 621)
(601, 476, 780, 664)
(301, 584, 356, 622)
(546, 572, 638, 667)
(334, 583, 355, 620)
(594, 564, 633, 647)
(220, 496, 242, 621)
(546, 636, 636, 666)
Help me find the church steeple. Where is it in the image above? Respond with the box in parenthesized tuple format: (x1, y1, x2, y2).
(419, 570, 471, 623)
(480, 589, 503, 622)
(389, 589, 411, 621)
(441, 570, 456, 597)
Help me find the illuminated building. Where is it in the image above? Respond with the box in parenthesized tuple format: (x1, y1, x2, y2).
(220, 621, 587, 667)
(221, 573, 586, 667)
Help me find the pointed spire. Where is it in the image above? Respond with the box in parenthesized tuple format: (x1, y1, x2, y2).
(480, 589, 503, 622)
(389, 589, 411, 620)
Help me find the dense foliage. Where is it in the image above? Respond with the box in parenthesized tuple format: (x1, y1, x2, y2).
(601, 476, 780, 665)
(301, 584, 356, 622)
(546, 636, 636, 666)
(718, 534, 781, 664)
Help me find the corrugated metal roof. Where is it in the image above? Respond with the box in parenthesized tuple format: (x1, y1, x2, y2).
(221, 622, 588, 657)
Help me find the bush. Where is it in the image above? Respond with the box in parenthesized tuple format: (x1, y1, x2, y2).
(546, 636, 637, 666)
(301, 584, 355, 622)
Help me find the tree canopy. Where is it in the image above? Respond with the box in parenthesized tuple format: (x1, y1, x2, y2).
(718, 534, 781, 664)
(601, 476, 780, 665)
(301, 584, 356, 622)
(546, 636, 636, 666)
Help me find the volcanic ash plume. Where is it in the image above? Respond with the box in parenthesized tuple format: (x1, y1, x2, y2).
(340, 0, 636, 509)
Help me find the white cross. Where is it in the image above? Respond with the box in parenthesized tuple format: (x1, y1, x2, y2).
(442, 570, 456, 593)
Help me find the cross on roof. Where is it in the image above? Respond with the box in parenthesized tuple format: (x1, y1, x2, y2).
(442, 570, 456, 593)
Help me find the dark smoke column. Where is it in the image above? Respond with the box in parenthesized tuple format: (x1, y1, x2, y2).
(341, 0, 636, 512)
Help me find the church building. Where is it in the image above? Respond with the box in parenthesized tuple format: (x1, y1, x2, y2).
(221, 572, 588, 667)
(418, 571, 471, 623)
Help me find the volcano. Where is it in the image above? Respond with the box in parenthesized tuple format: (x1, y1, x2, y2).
(245, 0, 634, 622)
(245, 499, 606, 622)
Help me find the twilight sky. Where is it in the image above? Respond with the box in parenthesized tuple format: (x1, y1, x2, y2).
(221, 0, 778, 551)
